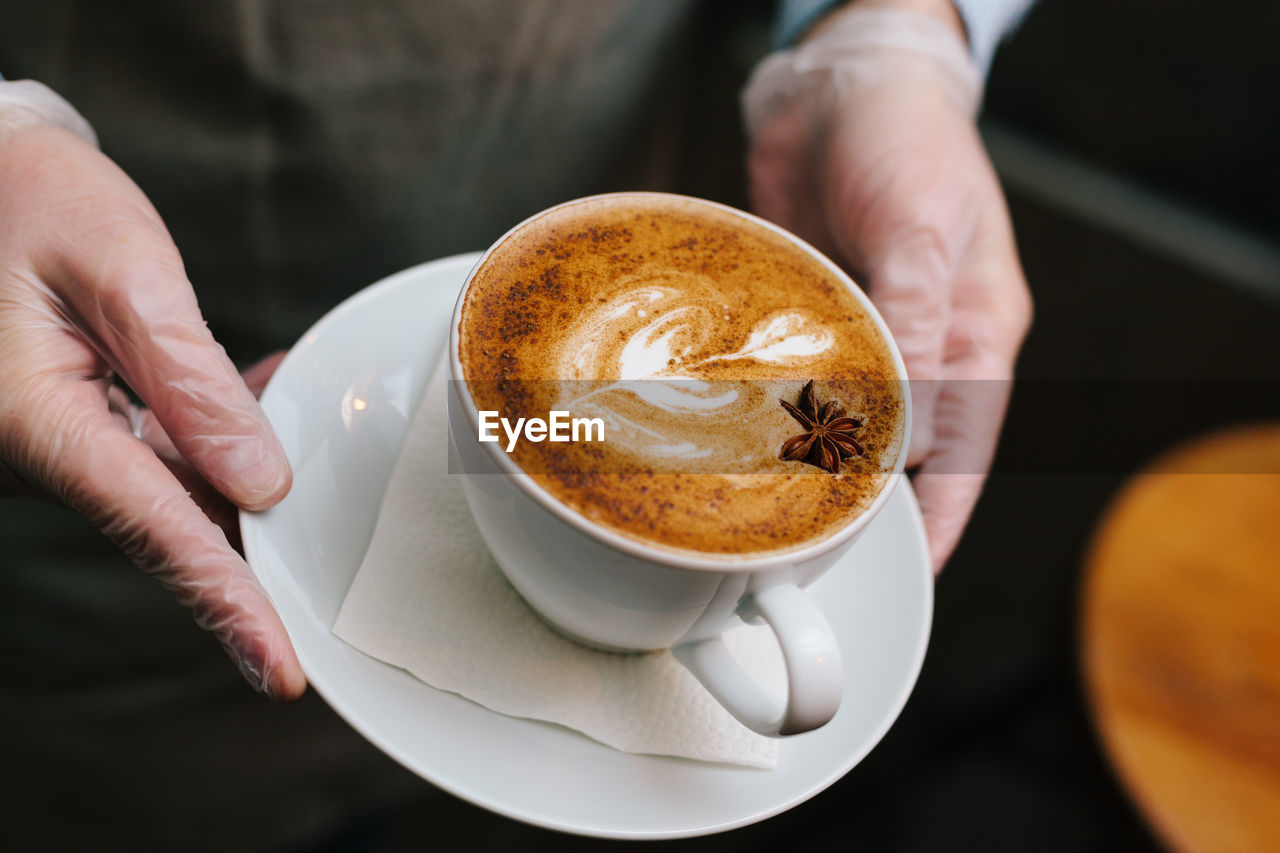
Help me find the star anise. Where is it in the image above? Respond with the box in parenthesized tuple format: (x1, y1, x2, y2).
(778, 380, 867, 474)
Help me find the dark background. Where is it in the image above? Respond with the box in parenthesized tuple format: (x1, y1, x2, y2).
(365, 1, 1279, 850)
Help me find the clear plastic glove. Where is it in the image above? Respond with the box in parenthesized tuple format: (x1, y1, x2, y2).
(744, 1, 1032, 571)
(0, 81, 304, 699)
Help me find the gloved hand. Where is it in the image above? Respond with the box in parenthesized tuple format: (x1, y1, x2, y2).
(0, 81, 304, 699)
(744, 0, 1032, 571)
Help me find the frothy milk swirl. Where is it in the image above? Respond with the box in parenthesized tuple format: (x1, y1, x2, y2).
(552, 270, 836, 470)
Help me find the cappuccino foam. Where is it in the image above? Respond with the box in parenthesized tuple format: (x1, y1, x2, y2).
(458, 194, 904, 556)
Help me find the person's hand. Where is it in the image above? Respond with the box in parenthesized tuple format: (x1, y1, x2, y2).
(744, 0, 1032, 570)
(0, 83, 304, 699)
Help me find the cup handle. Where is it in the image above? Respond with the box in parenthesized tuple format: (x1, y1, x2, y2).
(671, 582, 843, 736)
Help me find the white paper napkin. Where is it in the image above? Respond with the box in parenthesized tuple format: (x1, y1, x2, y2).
(332, 357, 783, 768)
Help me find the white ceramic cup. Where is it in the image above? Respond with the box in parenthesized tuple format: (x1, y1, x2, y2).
(447, 193, 910, 736)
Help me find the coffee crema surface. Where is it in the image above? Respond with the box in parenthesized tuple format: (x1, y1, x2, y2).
(458, 194, 904, 556)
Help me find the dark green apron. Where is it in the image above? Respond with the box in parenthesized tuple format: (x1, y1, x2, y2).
(0, 2, 705, 848)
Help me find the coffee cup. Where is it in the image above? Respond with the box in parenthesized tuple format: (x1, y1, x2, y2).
(447, 192, 909, 736)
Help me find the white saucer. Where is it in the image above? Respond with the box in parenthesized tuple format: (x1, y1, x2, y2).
(241, 253, 933, 839)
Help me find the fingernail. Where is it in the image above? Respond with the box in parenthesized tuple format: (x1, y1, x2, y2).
(219, 638, 277, 698)
(222, 433, 292, 510)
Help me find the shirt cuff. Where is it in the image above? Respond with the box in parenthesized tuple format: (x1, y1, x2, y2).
(951, 0, 1035, 74)
(775, 0, 1035, 78)
(774, 0, 843, 48)
(0, 79, 98, 146)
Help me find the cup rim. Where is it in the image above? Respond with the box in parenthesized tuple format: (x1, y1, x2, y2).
(448, 191, 912, 571)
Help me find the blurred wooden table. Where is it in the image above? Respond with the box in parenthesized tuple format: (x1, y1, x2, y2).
(1082, 424, 1280, 853)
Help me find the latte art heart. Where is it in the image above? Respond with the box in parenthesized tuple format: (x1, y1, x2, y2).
(558, 273, 835, 380)
(552, 271, 839, 469)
